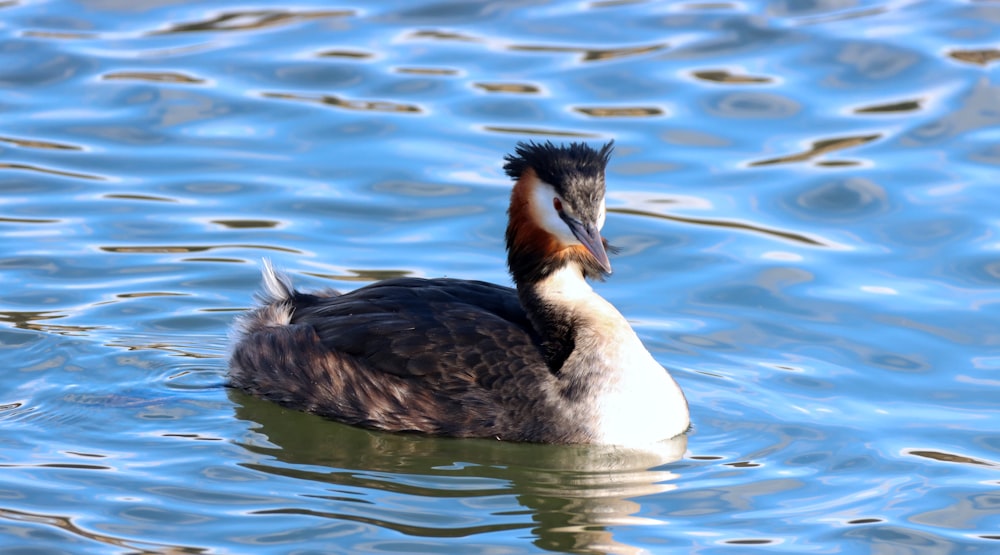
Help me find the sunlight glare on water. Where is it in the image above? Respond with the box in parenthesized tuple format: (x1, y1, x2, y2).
(1, 0, 999, 553)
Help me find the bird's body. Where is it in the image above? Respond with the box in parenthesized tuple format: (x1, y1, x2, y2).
(229, 141, 689, 445)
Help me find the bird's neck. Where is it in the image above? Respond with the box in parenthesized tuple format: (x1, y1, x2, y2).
(520, 263, 691, 444)
(517, 262, 611, 373)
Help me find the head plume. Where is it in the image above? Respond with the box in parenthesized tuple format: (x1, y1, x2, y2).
(504, 140, 616, 284)
(503, 140, 614, 189)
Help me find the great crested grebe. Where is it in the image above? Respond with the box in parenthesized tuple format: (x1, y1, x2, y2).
(229, 141, 689, 445)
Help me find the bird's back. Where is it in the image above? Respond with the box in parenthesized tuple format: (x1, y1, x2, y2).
(229, 276, 574, 440)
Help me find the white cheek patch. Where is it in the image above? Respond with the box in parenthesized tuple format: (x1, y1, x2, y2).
(596, 199, 606, 231)
(530, 179, 580, 246)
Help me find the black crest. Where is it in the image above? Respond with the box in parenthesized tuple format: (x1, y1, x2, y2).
(503, 141, 614, 191)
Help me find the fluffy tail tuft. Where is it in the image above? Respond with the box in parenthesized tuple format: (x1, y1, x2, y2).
(228, 259, 296, 346)
(257, 258, 295, 304)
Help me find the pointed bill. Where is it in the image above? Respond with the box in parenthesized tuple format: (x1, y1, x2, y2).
(565, 219, 612, 275)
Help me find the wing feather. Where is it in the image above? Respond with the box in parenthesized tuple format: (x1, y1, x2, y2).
(291, 278, 545, 379)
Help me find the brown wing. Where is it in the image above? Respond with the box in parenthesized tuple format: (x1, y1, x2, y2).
(229, 278, 559, 439)
(293, 278, 544, 378)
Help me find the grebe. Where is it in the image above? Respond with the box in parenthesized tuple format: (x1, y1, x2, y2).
(228, 141, 689, 445)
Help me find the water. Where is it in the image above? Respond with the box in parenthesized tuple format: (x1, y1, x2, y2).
(2, 0, 999, 552)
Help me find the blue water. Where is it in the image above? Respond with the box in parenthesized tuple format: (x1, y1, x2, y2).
(2, 0, 999, 553)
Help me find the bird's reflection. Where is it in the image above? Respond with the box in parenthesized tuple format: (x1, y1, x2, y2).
(232, 392, 686, 554)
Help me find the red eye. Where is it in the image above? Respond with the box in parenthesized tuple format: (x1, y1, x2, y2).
(553, 198, 563, 212)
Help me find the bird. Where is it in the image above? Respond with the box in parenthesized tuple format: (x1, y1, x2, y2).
(228, 141, 689, 445)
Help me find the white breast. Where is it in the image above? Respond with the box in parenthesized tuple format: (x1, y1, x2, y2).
(535, 266, 691, 445)
(591, 337, 689, 445)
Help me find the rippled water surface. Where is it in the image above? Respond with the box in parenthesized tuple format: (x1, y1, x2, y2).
(2, 0, 999, 553)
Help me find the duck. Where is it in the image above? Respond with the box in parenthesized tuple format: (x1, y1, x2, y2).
(228, 141, 689, 445)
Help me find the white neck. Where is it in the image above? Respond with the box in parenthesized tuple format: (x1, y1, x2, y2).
(533, 265, 690, 445)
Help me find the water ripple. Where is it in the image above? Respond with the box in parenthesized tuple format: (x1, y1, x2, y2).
(1, 0, 998, 553)
(150, 9, 355, 35)
(101, 71, 207, 85)
(749, 133, 881, 167)
(0, 135, 83, 150)
(261, 91, 423, 113)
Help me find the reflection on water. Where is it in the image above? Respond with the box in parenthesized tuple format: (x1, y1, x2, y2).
(948, 48, 1000, 66)
(854, 99, 922, 114)
(0, 135, 83, 150)
(692, 69, 773, 84)
(508, 42, 668, 63)
(0, 162, 106, 181)
(262, 91, 424, 113)
(0, 310, 102, 336)
(482, 126, 601, 138)
(906, 449, 999, 468)
(102, 71, 207, 85)
(1, 0, 999, 552)
(574, 106, 664, 118)
(150, 9, 355, 35)
(0, 506, 198, 554)
(233, 394, 686, 555)
(749, 133, 881, 167)
(99, 244, 301, 254)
